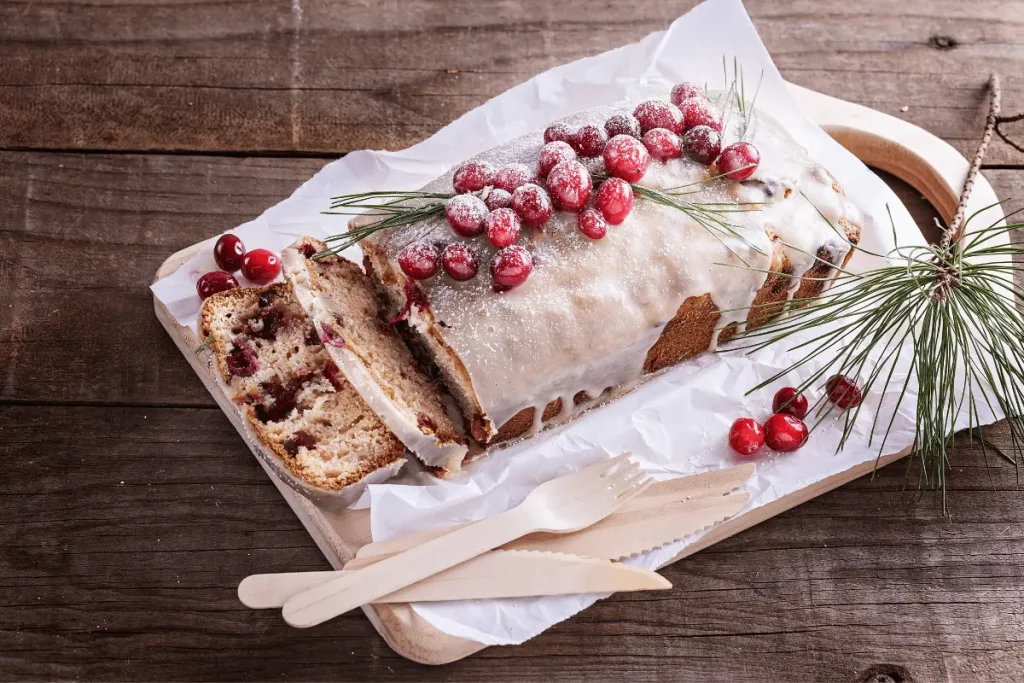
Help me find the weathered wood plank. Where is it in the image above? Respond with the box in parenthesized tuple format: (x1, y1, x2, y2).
(3, 150, 1021, 406)
(2, 0, 1023, 163)
(1, 404, 1021, 681)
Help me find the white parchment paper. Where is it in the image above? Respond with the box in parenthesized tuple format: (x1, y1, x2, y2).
(151, 0, 1004, 648)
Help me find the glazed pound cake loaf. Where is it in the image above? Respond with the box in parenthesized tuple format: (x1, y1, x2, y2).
(356, 88, 862, 446)
(281, 237, 470, 476)
(199, 283, 406, 502)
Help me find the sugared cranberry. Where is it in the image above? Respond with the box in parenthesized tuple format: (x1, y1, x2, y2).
(571, 124, 608, 157)
(670, 81, 707, 106)
(642, 128, 682, 162)
(729, 417, 765, 457)
(196, 271, 239, 301)
(319, 321, 346, 348)
(485, 208, 522, 248)
(226, 338, 259, 377)
(452, 160, 495, 194)
(717, 142, 761, 181)
(397, 242, 440, 280)
(682, 125, 722, 165)
(679, 98, 723, 134)
(492, 164, 534, 193)
(441, 243, 478, 281)
(241, 249, 281, 285)
(538, 141, 577, 178)
(603, 135, 650, 183)
(772, 387, 808, 419)
(764, 413, 808, 452)
(445, 194, 488, 237)
(604, 113, 642, 139)
(544, 122, 574, 144)
(511, 183, 553, 228)
(826, 375, 862, 409)
(490, 245, 534, 292)
(213, 234, 245, 272)
(634, 100, 684, 134)
(546, 160, 592, 212)
(578, 209, 607, 240)
(595, 178, 634, 225)
(484, 188, 513, 210)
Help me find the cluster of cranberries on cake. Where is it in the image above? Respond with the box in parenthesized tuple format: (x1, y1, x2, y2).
(199, 282, 405, 491)
(196, 232, 283, 302)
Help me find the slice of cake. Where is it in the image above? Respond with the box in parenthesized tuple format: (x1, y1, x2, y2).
(199, 283, 406, 500)
(282, 238, 469, 476)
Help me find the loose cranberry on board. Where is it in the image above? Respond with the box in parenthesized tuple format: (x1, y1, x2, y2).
(729, 417, 765, 457)
(213, 233, 245, 272)
(241, 249, 281, 285)
(397, 242, 440, 280)
(485, 208, 522, 249)
(196, 271, 239, 301)
(717, 142, 761, 181)
(642, 128, 682, 162)
(603, 135, 650, 183)
(490, 245, 534, 292)
(772, 386, 809, 419)
(682, 125, 722, 165)
(452, 160, 496, 194)
(595, 178, 634, 225)
(441, 243, 478, 281)
(764, 413, 809, 452)
(445, 194, 489, 237)
(577, 209, 608, 240)
(511, 183, 554, 228)
(826, 374, 863, 409)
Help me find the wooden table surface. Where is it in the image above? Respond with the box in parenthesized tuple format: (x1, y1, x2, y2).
(3, 1, 1024, 680)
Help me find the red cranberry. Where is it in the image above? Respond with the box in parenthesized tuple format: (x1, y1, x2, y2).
(729, 417, 765, 457)
(604, 113, 642, 139)
(511, 183, 553, 228)
(490, 245, 534, 292)
(441, 243, 478, 281)
(485, 208, 522, 248)
(445, 194, 488, 237)
(544, 122, 574, 144)
(764, 413, 808, 452)
(397, 242, 440, 280)
(595, 178, 634, 225)
(679, 98, 723, 134)
(226, 338, 259, 377)
(452, 160, 496, 194)
(682, 125, 722, 165)
(571, 124, 608, 157)
(578, 209, 607, 240)
(213, 234, 245, 272)
(772, 387, 808, 419)
(484, 188, 513, 210)
(492, 164, 534, 193)
(826, 375, 863, 409)
(546, 160, 592, 212)
(196, 271, 239, 300)
(717, 142, 761, 181)
(323, 361, 345, 391)
(633, 100, 684, 134)
(603, 135, 650, 183)
(670, 81, 707, 106)
(319, 321, 346, 348)
(538, 141, 577, 178)
(241, 249, 281, 285)
(642, 128, 682, 161)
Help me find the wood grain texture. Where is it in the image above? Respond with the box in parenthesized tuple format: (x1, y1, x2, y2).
(1, 0, 1023, 163)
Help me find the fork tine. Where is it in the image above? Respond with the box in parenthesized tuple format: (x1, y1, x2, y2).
(607, 468, 646, 495)
(600, 460, 640, 488)
(616, 476, 655, 504)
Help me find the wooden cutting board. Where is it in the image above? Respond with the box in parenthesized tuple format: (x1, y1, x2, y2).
(152, 83, 1004, 665)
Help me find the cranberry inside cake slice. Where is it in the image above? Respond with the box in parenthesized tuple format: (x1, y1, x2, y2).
(199, 283, 405, 491)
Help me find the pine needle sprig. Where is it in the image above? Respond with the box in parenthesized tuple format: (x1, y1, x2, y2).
(727, 75, 1024, 509)
(318, 190, 453, 258)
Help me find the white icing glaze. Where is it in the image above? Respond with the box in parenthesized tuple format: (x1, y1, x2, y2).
(365, 98, 863, 437)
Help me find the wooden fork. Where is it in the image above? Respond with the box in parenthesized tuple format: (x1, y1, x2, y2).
(280, 453, 653, 628)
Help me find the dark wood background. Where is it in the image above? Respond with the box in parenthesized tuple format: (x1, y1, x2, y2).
(3, 1, 1024, 680)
